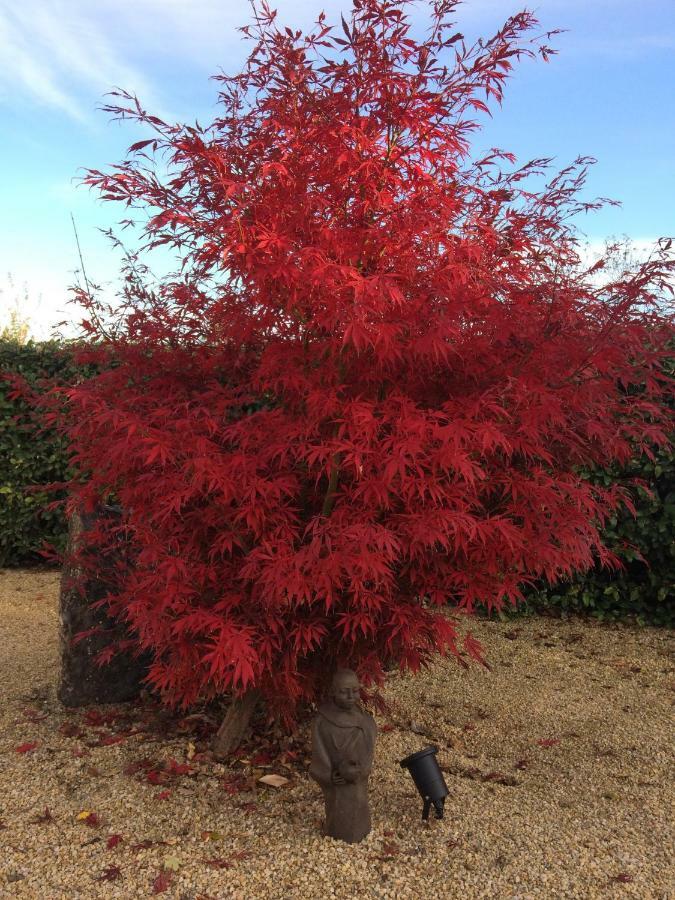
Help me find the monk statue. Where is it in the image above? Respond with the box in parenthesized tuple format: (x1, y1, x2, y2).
(309, 668, 377, 843)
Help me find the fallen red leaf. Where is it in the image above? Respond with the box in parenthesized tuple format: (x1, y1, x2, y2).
(222, 775, 249, 795)
(249, 751, 274, 766)
(147, 770, 166, 785)
(131, 840, 154, 851)
(611, 873, 634, 884)
(31, 807, 55, 825)
(22, 708, 48, 723)
(204, 858, 233, 869)
(98, 865, 122, 882)
(536, 738, 560, 748)
(84, 812, 101, 828)
(189, 751, 212, 763)
(236, 801, 257, 813)
(15, 741, 39, 754)
(97, 733, 126, 746)
(152, 869, 173, 893)
(83, 710, 105, 727)
(107, 834, 123, 849)
(156, 790, 172, 801)
(165, 758, 191, 776)
(380, 724, 395, 733)
(84, 709, 118, 727)
(60, 722, 84, 738)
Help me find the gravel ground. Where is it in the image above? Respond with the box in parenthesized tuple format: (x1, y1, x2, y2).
(0, 568, 673, 900)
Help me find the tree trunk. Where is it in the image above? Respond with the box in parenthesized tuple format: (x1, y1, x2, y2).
(58, 504, 148, 707)
(212, 690, 260, 759)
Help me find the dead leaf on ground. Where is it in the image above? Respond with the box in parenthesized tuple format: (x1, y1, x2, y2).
(15, 742, 39, 754)
(152, 869, 173, 893)
(59, 722, 83, 738)
(482, 771, 519, 786)
(22, 708, 48, 723)
(204, 858, 232, 869)
(201, 830, 224, 842)
(237, 801, 258, 813)
(31, 807, 55, 824)
(131, 840, 153, 851)
(258, 773, 289, 788)
(76, 810, 101, 827)
(97, 865, 122, 882)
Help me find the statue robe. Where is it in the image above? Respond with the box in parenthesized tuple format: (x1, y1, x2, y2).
(309, 702, 377, 843)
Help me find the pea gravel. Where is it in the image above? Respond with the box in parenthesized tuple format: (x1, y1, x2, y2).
(0, 568, 673, 899)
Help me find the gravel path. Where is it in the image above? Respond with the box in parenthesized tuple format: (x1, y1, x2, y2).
(0, 568, 673, 899)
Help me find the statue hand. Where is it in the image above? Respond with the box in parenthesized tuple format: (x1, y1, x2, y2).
(338, 761, 362, 783)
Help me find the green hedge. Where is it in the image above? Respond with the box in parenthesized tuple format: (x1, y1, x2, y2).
(526, 446, 674, 626)
(528, 352, 674, 626)
(0, 339, 83, 566)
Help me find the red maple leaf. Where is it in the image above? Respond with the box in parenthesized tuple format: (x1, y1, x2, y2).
(152, 869, 173, 894)
(98, 865, 122, 882)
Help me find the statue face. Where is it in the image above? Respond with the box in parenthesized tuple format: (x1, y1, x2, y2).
(332, 672, 360, 710)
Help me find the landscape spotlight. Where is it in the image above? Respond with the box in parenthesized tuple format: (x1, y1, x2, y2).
(400, 745, 449, 820)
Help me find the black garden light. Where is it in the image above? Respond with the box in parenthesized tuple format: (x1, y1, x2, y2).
(400, 746, 449, 820)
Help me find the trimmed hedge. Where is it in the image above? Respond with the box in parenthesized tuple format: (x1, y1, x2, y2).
(0, 339, 83, 566)
(526, 446, 674, 626)
(527, 352, 674, 626)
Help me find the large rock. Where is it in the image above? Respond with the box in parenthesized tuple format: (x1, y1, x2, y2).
(58, 504, 148, 706)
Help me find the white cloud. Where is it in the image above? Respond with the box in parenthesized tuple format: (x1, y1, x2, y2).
(0, 0, 178, 123)
(0, 13, 86, 121)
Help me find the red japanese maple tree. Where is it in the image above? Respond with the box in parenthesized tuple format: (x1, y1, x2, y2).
(54, 0, 673, 747)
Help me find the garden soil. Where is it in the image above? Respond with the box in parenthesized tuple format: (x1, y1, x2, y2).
(0, 569, 672, 899)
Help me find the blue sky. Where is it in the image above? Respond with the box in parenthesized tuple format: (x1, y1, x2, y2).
(0, 0, 673, 338)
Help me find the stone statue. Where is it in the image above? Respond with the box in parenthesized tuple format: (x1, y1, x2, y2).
(309, 669, 377, 843)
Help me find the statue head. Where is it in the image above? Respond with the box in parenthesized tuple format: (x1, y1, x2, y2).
(330, 669, 361, 711)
